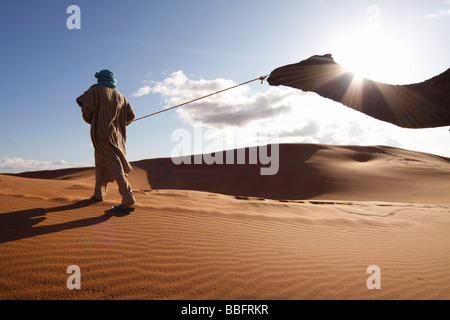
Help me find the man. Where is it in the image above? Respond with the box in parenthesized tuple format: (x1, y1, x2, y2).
(76, 69, 136, 213)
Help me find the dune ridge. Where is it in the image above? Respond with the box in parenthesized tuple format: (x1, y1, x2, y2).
(13, 143, 450, 203)
(1, 143, 449, 300)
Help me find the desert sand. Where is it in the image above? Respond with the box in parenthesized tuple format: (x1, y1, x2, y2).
(1, 143, 449, 300)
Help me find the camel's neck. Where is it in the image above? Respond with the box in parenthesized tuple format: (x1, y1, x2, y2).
(297, 65, 448, 128)
(268, 59, 450, 128)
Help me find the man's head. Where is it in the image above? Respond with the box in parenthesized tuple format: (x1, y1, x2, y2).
(267, 54, 346, 91)
(95, 69, 117, 89)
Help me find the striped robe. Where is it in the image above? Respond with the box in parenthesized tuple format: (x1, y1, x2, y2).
(76, 85, 135, 183)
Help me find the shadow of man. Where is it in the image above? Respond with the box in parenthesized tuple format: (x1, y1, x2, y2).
(0, 199, 129, 244)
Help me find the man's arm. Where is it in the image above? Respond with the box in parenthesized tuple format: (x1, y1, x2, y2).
(125, 101, 136, 126)
(79, 102, 93, 124)
(76, 87, 95, 124)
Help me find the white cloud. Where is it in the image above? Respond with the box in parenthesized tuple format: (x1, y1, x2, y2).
(425, 10, 450, 18)
(132, 85, 153, 98)
(132, 71, 450, 158)
(132, 70, 297, 128)
(176, 87, 294, 128)
(279, 120, 320, 138)
(0, 157, 89, 173)
(425, 13, 438, 19)
(425, 1, 450, 18)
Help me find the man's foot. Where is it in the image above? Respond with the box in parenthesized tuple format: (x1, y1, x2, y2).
(111, 205, 136, 213)
(90, 196, 103, 202)
(121, 190, 135, 208)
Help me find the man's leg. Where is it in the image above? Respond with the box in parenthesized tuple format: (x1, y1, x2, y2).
(93, 180, 108, 200)
(116, 173, 135, 208)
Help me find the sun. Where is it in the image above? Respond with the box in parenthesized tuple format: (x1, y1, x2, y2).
(332, 27, 413, 84)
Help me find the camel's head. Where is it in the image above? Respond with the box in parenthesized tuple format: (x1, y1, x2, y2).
(296, 53, 335, 66)
(267, 54, 345, 91)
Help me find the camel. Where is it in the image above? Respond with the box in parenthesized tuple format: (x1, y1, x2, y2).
(267, 54, 450, 128)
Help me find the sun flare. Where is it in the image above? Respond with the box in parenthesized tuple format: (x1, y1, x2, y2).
(333, 28, 414, 84)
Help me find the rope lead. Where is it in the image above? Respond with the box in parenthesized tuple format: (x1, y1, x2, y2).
(131, 75, 268, 123)
(260, 75, 267, 84)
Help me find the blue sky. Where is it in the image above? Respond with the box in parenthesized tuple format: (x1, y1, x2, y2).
(0, 0, 449, 172)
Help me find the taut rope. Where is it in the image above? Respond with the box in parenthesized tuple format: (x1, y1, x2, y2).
(131, 75, 268, 123)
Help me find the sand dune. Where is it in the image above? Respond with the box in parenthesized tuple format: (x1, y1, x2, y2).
(1, 143, 449, 300)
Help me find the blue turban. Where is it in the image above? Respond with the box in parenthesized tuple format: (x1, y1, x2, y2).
(95, 69, 117, 89)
